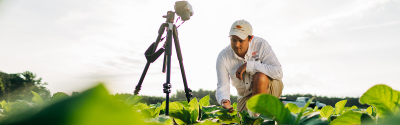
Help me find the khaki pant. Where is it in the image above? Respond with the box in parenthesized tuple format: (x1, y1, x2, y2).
(237, 79, 284, 112)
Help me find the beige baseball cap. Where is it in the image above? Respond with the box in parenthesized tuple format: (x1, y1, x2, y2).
(229, 19, 252, 40)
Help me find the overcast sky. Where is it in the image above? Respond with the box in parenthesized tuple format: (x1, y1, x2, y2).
(0, 0, 399, 98)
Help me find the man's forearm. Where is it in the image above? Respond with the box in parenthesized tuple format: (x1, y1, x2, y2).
(246, 61, 282, 80)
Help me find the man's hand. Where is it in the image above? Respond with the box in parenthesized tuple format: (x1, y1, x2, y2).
(221, 99, 234, 113)
(221, 99, 231, 109)
(236, 62, 247, 80)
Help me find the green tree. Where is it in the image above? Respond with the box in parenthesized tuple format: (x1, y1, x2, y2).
(0, 71, 50, 102)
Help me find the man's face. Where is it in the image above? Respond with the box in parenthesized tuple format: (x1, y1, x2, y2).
(230, 35, 251, 57)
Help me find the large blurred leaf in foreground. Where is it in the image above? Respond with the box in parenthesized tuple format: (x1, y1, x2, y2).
(0, 83, 145, 125)
(360, 84, 400, 118)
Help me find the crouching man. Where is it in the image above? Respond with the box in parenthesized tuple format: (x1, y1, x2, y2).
(216, 20, 284, 113)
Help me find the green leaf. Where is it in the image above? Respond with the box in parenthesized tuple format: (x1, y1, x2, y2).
(125, 95, 142, 106)
(246, 94, 294, 124)
(154, 102, 162, 107)
(6, 101, 31, 114)
(179, 101, 190, 107)
(50, 92, 70, 102)
(170, 102, 183, 111)
(199, 95, 210, 109)
(350, 106, 358, 110)
(232, 102, 237, 110)
(169, 108, 192, 124)
(135, 103, 150, 110)
(142, 107, 161, 118)
(200, 105, 223, 120)
(1, 100, 6, 109)
(378, 113, 400, 125)
(334, 100, 347, 115)
(4, 102, 12, 113)
(360, 113, 374, 125)
(296, 97, 315, 125)
(189, 98, 199, 111)
(302, 110, 317, 117)
(190, 107, 199, 123)
(285, 103, 300, 114)
(320, 106, 334, 118)
(216, 108, 236, 123)
(330, 110, 362, 125)
(314, 106, 318, 111)
(360, 84, 400, 118)
(188, 98, 199, 123)
(161, 101, 166, 111)
(141, 108, 152, 118)
(31, 91, 43, 107)
(202, 105, 221, 113)
(0, 84, 145, 125)
(174, 118, 186, 125)
(145, 115, 174, 124)
(299, 112, 329, 125)
(238, 110, 261, 125)
(253, 118, 264, 125)
(366, 106, 373, 115)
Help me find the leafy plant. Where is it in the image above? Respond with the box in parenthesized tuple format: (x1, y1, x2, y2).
(334, 100, 347, 115)
(50, 92, 70, 102)
(31, 91, 43, 107)
(319, 105, 333, 121)
(247, 94, 295, 124)
(1, 83, 400, 125)
(330, 110, 362, 125)
(285, 103, 300, 114)
(360, 84, 400, 118)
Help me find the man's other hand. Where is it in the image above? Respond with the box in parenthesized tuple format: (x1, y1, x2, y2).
(236, 62, 247, 80)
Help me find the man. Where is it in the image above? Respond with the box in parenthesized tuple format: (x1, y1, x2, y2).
(216, 19, 284, 112)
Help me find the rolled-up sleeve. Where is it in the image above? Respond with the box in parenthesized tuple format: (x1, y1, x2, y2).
(216, 57, 230, 105)
(246, 42, 283, 80)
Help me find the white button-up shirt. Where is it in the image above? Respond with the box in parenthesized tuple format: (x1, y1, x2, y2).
(216, 36, 283, 105)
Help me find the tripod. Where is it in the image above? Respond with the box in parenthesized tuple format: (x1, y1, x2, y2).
(134, 11, 192, 115)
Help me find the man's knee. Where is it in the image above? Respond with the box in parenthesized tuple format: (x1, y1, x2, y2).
(253, 72, 270, 85)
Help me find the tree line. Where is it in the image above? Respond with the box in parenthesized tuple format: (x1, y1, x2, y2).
(0, 71, 51, 102)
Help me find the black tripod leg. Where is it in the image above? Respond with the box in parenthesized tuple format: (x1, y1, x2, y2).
(164, 24, 173, 116)
(134, 23, 167, 95)
(151, 23, 168, 53)
(172, 25, 192, 102)
(134, 62, 151, 95)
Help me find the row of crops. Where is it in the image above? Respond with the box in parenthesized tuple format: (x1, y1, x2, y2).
(0, 83, 399, 125)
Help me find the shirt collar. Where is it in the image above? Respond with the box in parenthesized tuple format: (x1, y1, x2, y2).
(244, 38, 254, 58)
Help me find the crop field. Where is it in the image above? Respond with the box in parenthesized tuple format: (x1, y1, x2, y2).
(0, 84, 399, 125)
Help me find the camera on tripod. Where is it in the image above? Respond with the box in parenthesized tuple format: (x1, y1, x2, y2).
(174, 1, 193, 21)
(134, 1, 194, 116)
(164, 1, 193, 23)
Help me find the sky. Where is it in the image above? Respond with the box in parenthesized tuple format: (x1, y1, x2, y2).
(0, 0, 399, 98)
